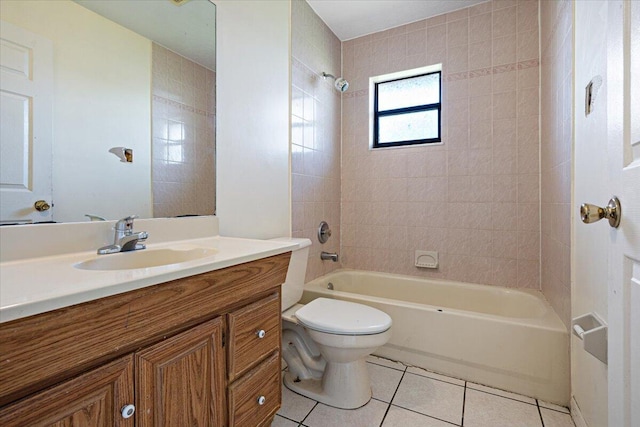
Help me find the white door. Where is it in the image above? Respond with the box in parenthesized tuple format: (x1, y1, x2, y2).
(606, 2, 640, 426)
(574, 2, 640, 427)
(0, 20, 53, 223)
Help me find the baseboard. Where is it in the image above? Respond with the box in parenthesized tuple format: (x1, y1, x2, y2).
(571, 396, 588, 427)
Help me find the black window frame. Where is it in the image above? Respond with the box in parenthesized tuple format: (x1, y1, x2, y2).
(372, 71, 442, 149)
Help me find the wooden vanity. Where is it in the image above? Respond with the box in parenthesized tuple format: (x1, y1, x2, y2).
(0, 252, 290, 426)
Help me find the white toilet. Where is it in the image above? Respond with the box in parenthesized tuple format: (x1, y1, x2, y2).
(275, 238, 392, 409)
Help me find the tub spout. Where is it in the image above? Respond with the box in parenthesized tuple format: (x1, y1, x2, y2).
(321, 251, 339, 262)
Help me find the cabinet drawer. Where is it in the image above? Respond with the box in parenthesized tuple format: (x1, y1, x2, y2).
(228, 352, 280, 427)
(228, 293, 280, 380)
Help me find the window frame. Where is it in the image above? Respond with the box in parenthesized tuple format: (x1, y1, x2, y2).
(371, 68, 442, 149)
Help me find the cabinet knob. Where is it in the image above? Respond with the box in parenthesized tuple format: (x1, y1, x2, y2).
(257, 395, 266, 405)
(256, 329, 266, 339)
(121, 404, 135, 419)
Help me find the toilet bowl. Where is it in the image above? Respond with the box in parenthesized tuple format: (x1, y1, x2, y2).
(273, 238, 392, 409)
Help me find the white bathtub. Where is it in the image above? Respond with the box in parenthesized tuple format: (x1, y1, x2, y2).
(301, 269, 570, 405)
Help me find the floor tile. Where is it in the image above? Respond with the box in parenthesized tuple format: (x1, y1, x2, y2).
(302, 399, 388, 427)
(406, 366, 466, 386)
(463, 389, 542, 427)
(367, 355, 407, 371)
(277, 380, 317, 422)
(540, 408, 576, 427)
(382, 405, 457, 427)
(271, 414, 299, 427)
(392, 372, 465, 425)
(368, 362, 404, 402)
(539, 400, 570, 413)
(466, 382, 537, 405)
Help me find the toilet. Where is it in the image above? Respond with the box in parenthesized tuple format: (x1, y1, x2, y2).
(275, 238, 392, 409)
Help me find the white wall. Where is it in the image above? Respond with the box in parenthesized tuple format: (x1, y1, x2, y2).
(573, 1, 610, 425)
(1, 0, 152, 223)
(215, 0, 291, 239)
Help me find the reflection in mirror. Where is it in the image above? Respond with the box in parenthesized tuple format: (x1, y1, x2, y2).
(0, 0, 215, 224)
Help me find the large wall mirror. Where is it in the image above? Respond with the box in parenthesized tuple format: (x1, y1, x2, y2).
(0, 0, 216, 224)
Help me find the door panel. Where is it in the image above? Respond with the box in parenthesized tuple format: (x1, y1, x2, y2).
(0, 20, 53, 223)
(0, 91, 30, 188)
(607, 1, 640, 426)
(576, 1, 640, 426)
(136, 317, 226, 427)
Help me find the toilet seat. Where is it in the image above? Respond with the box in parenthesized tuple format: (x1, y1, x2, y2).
(295, 298, 392, 336)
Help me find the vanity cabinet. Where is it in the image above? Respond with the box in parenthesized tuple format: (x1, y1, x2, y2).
(0, 253, 290, 426)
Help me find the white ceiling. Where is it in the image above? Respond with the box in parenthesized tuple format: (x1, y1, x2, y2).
(306, 0, 489, 41)
(75, 0, 216, 70)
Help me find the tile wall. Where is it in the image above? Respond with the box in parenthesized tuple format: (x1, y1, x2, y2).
(291, 0, 342, 281)
(540, 1, 572, 327)
(341, 0, 541, 288)
(151, 43, 216, 218)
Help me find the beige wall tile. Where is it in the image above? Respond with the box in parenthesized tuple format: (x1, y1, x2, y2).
(335, 0, 542, 289)
(540, 0, 572, 327)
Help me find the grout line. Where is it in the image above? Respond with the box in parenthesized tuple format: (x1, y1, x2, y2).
(537, 402, 571, 415)
(367, 359, 407, 372)
(388, 403, 461, 427)
(403, 370, 465, 388)
(461, 381, 467, 426)
(300, 401, 318, 426)
(465, 384, 538, 406)
(537, 399, 546, 427)
(379, 368, 407, 426)
(275, 414, 302, 425)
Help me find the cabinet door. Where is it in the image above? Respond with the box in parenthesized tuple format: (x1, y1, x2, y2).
(136, 317, 226, 427)
(0, 355, 134, 427)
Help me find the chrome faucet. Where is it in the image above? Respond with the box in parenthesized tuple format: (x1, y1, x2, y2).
(320, 251, 339, 262)
(97, 215, 148, 255)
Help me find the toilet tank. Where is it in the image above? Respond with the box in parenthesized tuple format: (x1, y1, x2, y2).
(270, 238, 312, 311)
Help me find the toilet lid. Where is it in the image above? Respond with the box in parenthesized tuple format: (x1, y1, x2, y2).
(295, 298, 392, 335)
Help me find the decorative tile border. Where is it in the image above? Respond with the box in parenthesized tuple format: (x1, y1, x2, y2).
(468, 67, 492, 78)
(517, 59, 540, 70)
(152, 95, 214, 118)
(347, 59, 540, 98)
(445, 71, 468, 82)
(492, 63, 518, 74)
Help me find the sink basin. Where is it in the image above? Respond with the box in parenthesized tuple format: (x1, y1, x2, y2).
(74, 248, 217, 271)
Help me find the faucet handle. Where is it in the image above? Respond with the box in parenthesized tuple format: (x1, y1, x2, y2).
(115, 215, 139, 231)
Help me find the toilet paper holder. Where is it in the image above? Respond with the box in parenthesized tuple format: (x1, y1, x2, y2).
(571, 312, 607, 364)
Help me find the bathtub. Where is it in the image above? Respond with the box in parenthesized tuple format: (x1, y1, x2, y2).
(300, 269, 570, 405)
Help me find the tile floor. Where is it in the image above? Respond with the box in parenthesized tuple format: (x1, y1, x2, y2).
(273, 356, 575, 427)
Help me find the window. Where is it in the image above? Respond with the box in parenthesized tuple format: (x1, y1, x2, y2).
(371, 66, 442, 149)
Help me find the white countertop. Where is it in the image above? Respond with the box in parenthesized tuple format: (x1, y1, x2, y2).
(0, 235, 297, 323)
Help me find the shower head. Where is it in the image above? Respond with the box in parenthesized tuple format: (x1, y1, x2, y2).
(322, 72, 349, 92)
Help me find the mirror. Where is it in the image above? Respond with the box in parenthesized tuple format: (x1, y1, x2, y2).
(0, 0, 216, 223)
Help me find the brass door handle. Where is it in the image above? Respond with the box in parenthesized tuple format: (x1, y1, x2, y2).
(34, 200, 51, 212)
(580, 196, 621, 228)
